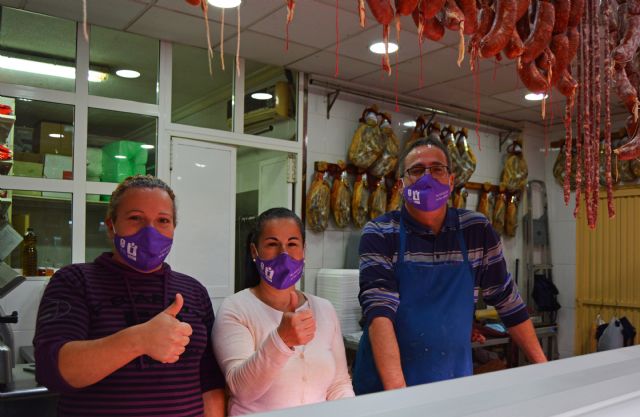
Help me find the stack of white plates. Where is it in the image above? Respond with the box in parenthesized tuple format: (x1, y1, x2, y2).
(316, 268, 361, 335)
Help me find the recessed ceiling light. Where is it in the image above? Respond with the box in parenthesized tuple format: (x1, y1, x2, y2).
(195, 162, 207, 168)
(251, 92, 273, 100)
(140, 144, 155, 149)
(525, 93, 548, 101)
(49, 133, 64, 138)
(403, 121, 417, 127)
(116, 69, 141, 79)
(369, 41, 399, 54)
(208, 0, 241, 7)
(114, 155, 127, 159)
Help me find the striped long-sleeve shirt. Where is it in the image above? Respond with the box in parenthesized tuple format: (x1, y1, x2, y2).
(359, 207, 529, 328)
(33, 252, 225, 417)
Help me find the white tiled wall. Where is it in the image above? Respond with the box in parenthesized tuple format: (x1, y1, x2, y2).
(0, 278, 48, 363)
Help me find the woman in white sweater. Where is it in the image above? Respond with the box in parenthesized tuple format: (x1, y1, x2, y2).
(212, 208, 354, 416)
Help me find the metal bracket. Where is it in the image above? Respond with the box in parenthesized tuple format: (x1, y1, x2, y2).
(499, 130, 514, 152)
(326, 89, 340, 119)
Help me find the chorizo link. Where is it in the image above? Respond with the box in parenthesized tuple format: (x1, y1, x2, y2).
(424, 14, 446, 40)
(566, 25, 579, 62)
(612, 14, 640, 64)
(456, 0, 478, 34)
(553, 0, 571, 34)
(557, 68, 578, 97)
(395, 0, 420, 15)
(521, 0, 555, 63)
(367, 0, 395, 24)
(515, 0, 531, 20)
(444, 0, 465, 30)
(505, 28, 525, 58)
(517, 58, 550, 92)
(567, 0, 583, 27)
(516, 11, 531, 39)
(470, 0, 496, 51)
(614, 63, 639, 114)
(550, 33, 570, 86)
(424, 0, 447, 18)
(480, 0, 518, 57)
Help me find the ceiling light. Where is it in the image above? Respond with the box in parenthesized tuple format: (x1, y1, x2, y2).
(403, 121, 417, 127)
(49, 133, 64, 139)
(116, 69, 141, 79)
(114, 155, 127, 159)
(195, 163, 207, 168)
(369, 41, 399, 54)
(251, 92, 273, 100)
(208, 0, 241, 7)
(525, 93, 548, 101)
(140, 144, 155, 149)
(0, 55, 107, 82)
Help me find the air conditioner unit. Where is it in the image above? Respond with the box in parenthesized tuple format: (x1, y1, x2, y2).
(227, 81, 292, 132)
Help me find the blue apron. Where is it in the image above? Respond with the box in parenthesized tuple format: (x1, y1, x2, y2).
(353, 214, 475, 394)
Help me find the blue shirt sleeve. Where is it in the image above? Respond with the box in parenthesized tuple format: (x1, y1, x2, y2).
(477, 222, 529, 328)
(358, 220, 400, 326)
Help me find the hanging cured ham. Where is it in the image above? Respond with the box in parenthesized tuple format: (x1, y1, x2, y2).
(352, 173, 371, 228)
(330, 162, 352, 228)
(306, 167, 331, 232)
(348, 107, 384, 169)
(369, 113, 400, 177)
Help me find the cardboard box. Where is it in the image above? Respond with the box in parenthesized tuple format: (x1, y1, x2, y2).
(34, 122, 73, 156)
(101, 140, 148, 183)
(12, 161, 43, 197)
(43, 154, 72, 200)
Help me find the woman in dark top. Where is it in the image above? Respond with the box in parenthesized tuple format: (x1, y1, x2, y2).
(34, 175, 225, 417)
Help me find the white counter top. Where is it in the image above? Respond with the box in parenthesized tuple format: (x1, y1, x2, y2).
(249, 345, 640, 417)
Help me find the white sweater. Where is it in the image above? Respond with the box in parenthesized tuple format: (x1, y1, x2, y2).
(212, 288, 355, 416)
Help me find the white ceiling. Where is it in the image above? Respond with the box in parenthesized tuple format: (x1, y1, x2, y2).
(1, 0, 630, 131)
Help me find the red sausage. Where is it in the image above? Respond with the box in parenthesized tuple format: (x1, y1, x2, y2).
(515, 0, 530, 20)
(567, 0, 583, 27)
(480, 0, 518, 57)
(612, 14, 640, 64)
(367, 0, 395, 24)
(456, 0, 478, 34)
(516, 10, 531, 39)
(535, 47, 555, 72)
(504, 29, 525, 58)
(556, 69, 578, 97)
(444, 0, 465, 30)
(521, 0, 555, 63)
(566, 25, 579, 62)
(627, 0, 640, 15)
(424, 0, 447, 18)
(395, 0, 420, 15)
(550, 33, 569, 85)
(517, 59, 549, 92)
(553, 0, 571, 34)
(424, 14, 446, 40)
(614, 63, 638, 114)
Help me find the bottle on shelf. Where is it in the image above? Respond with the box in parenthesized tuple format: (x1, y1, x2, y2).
(21, 227, 37, 277)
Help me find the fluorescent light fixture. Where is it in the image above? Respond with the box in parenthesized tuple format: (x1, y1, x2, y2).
(251, 92, 273, 100)
(140, 144, 154, 149)
(403, 121, 417, 128)
(208, 0, 241, 7)
(369, 41, 399, 54)
(114, 155, 127, 159)
(0, 55, 107, 82)
(48, 133, 64, 139)
(525, 93, 548, 101)
(195, 163, 207, 168)
(116, 69, 141, 79)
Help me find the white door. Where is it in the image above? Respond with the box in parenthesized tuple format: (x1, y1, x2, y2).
(258, 155, 292, 212)
(170, 137, 235, 310)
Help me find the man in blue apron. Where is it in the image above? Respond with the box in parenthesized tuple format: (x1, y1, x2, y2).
(352, 137, 547, 394)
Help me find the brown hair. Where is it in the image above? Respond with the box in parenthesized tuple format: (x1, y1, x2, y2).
(106, 175, 177, 225)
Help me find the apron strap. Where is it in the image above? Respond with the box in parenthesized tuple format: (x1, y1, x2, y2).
(453, 211, 474, 276)
(398, 216, 407, 264)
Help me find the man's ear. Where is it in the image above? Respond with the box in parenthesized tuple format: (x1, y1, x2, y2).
(449, 174, 455, 192)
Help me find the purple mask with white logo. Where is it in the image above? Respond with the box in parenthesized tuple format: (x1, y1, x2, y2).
(113, 226, 173, 272)
(403, 173, 451, 212)
(255, 252, 304, 290)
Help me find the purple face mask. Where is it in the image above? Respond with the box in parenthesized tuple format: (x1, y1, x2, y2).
(403, 173, 451, 212)
(255, 252, 304, 290)
(113, 226, 173, 272)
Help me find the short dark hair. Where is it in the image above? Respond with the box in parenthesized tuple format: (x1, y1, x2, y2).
(106, 175, 177, 225)
(245, 207, 305, 288)
(398, 137, 452, 178)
